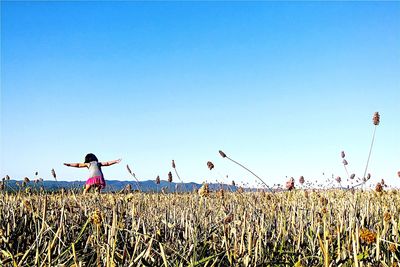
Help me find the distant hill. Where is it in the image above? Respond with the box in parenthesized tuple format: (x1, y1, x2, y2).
(2, 179, 239, 192)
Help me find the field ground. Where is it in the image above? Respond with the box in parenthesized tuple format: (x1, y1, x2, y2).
(0, 189, 399, 266)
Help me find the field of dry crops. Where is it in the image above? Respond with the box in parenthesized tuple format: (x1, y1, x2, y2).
(1, 189, 399, 267)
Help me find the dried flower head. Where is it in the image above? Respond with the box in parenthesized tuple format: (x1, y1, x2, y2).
(320, 196, 328, 206)
(216, 188, 224, 199)
(51, 169, 56, 179)
(286, 177, 295, 191)
(342, 159, 348, 166)
(360, 228, 377, 244)
(373, 112, 380, 126)
(398, 171, 400, 178)
(384, 211, 391, 223)
(168, 172, 172, 183)
(91, 209, 102, 225)
(366, 173, 371, 180)
(381, 179, 385, 186)
(341, 151, 345, 158)
(299, 176, 305, 184)
(156, 175, 160, 184)
(219, 150, 227, 158)
(232, 180, 236, 187)
(223, 213, 233, 224)
(21, 199, 32, 211)
(124, 184, 132, 193)
(350, 173, 355, 179)
(389, 244, 397, 253)
(35, 171, 38, 176)
(336, 176, 341, 183)
(198, 183, 209, 197)
(207, 161, 214, 170)
(172, 160, 176, 169)
(126, 164, 132, 175)
(375, 183, 383, 193)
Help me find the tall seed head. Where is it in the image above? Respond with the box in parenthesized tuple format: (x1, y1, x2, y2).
(172, 160, 176, 169)
(51, 169, 56, 179)
(168, 172, 172, 183)
(375, 182, 383, 193)
(126, 165, 132, 175)
(207, 161, 214, 170)
(286, 177, 295, 191)
(342, 159, 348, 166)
(350, 173, 355, 179)
(373, 112, 380, 125)
(156, 175, 160, 184)
(219, 150, 227, 158)
(336, 176, 341, 183)
(341, 151, 345, 158)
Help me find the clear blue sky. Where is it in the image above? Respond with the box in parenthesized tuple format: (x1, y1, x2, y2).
(1, 1, 399, 188)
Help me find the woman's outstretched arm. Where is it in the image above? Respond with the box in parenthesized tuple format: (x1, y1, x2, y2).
(64, 163, 88, 168)
(101, 158, 122, 167)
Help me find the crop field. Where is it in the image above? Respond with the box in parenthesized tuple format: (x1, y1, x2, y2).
(0, 188, 399, 267)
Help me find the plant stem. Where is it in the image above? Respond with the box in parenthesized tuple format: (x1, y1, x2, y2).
(174, 168, 185, 193)
(363, 125, 377, 180)
(226, 156, 274, 193)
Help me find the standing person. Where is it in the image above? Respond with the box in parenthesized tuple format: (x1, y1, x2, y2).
(64, 153, 121, 193)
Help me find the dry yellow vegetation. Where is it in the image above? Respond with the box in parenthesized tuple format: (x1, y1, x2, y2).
(0, 189, 399, 266)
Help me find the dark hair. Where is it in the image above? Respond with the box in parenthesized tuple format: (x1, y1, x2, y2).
(84, 153, 98, 163)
